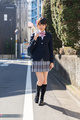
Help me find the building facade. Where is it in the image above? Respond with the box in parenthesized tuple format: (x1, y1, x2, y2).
(28, 21, 36, 42)
(28, 0, 42, 26)
(0, 4, 16, 55)
(0, 0, 28, 58)
(15, 0, 28, 43)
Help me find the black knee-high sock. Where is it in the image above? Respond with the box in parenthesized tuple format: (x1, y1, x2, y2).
(41, 84, 47, 101)
(35, 84, 42, 98)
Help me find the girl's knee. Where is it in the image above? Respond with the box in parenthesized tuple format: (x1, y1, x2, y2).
(43, 79, 47, 84)
(37, 79, 44, 86)
(37, 81, 43, 86)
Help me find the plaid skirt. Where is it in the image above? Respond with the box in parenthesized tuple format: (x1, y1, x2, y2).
(31, 58, 50, 72)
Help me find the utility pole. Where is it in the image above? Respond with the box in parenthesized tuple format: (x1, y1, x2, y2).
(19, 0, 21, 44)
(19, 0, 22, 58)
(37, 0, 39, 20)
(41, 0, 44, 14)
(9, 18, 13, 59)
(36, 0, 39, 31)
(15, 29, 19, 59)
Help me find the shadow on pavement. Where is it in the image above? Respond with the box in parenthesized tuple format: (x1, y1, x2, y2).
(45, 103, 80, 120)
(0, 58, 72, 98)
(54, 55, 71, 86)
(0, 64, 27, 98)
(31, 67, 67, 94)
(0, 60, 79, 120)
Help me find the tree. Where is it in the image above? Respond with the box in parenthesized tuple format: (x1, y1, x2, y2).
(51, 0, 80, 47)
(42, 0, 62, 50)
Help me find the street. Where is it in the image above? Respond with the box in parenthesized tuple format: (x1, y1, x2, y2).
(0, 59, 80, 120)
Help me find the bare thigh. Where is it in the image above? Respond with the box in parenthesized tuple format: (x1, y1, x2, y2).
(35, 72, 44, 86)
(43, 71, 48, 84)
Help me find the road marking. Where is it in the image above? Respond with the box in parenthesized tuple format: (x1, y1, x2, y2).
(0, 60, 32, 66)
(0, 114, 22, 118)
(23, 64, 34, 120)
(0, 63, 9, 66)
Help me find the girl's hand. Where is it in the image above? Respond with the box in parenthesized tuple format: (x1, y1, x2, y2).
(34, 33, 39, 41)
(50, 63, 54, 70)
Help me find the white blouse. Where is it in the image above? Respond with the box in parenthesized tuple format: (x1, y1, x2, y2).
(38, 30, 45, 40)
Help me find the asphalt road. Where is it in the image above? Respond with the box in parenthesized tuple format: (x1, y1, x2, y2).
(0, 59, 80, 120)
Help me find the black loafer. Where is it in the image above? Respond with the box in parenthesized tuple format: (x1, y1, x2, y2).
(35, 96, 39, 103)
(38, 99, 44, 106)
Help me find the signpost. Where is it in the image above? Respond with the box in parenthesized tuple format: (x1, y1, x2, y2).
(4, 14, 8, 21)
(15, 29, 19, 59)
(21, 42, 29, 59)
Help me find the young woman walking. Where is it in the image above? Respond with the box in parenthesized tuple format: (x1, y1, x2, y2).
(29, 17, 54, 106)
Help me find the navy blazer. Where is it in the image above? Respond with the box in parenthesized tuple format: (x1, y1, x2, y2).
(29, 31, 54, 63)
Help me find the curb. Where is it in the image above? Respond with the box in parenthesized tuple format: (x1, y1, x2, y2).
(50, 68, 80, 103)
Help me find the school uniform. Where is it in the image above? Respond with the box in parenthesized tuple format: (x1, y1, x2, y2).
(29, 30, 54, 72)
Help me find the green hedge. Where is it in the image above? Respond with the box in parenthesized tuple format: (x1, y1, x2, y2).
(42, 0, 62, 50)
(51, 0, 80, 47)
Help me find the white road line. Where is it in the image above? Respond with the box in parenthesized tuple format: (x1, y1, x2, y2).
(0, 63, 9, 66)
(0, 60, 32, 66)
(23, 64, 34, 120)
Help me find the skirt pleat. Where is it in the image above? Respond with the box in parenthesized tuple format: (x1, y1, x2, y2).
(31, 58, 50, 72)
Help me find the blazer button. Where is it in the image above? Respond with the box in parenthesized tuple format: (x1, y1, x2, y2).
(41, 42, 43, 44)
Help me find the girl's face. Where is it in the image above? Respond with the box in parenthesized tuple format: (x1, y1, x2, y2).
(37, 24, 47, 31)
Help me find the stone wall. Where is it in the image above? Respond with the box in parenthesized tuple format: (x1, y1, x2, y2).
(54, 55, 80, 90)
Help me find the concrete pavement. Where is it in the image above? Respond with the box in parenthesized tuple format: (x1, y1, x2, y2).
(32, 68, 80, 120)
(0, 59, 80, 120)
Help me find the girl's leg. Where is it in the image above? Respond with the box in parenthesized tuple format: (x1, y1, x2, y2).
(35, 72, 44, 86)
(43, 71, 48, 84)
(39, 71, 49, 105)
(35, 72, 44, 103)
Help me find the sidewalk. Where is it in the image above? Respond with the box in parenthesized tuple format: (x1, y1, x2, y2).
(51, 68, 80, 102)
(0, 60, 80, 120)
(32, 68, 80, 120)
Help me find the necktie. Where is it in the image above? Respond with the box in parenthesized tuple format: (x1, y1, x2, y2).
(39, 31, 46, 37)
